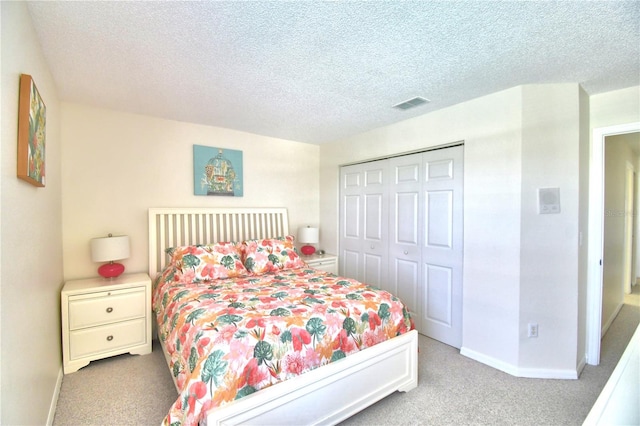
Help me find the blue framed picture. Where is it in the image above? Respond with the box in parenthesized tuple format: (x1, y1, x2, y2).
(193, 145, 243, 197)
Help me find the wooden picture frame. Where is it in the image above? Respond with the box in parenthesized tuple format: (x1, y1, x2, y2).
(17, 74, 46, 187)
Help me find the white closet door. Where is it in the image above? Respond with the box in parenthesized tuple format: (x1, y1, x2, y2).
(340, 145, 464, 348)
(388, 154, 422, 321)
(421, 145, 464, 348)
(339, 160, 388, 289)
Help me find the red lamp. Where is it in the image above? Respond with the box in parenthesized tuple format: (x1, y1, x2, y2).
(91, 234, 130, 278)
(298, 226, 319, 256)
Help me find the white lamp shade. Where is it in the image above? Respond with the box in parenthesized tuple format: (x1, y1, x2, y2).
(91, 235, 130, 262)
(297, 226, 319, 244)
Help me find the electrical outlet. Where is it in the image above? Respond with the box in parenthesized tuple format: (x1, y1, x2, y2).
(528, 322, 539, 338)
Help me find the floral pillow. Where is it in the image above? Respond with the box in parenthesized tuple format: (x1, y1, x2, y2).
(241, 236, 306, 275)
(165, 242, 248, 281)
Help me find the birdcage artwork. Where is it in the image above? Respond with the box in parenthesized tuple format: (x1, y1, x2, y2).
(193, 145, 243, 196)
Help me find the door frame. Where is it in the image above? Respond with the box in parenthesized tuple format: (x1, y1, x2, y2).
(587, 122, 640, 365)
(624, 161, 636, 295)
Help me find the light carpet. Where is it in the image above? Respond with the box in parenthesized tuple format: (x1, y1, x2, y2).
(53, 288, 640, 426)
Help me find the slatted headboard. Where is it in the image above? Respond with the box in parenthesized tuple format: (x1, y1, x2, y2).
(148, 207, 289, 277)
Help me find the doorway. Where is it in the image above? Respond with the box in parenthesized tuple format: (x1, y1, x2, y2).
(587, 122, 640, 366)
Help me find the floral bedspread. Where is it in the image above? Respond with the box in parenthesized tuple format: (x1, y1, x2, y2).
(153, 266, 414, 426)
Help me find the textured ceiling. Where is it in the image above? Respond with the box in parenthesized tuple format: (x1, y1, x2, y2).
(27, 1, 640, 144)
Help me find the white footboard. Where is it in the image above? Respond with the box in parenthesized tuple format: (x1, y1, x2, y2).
(205, 329, 418, 426)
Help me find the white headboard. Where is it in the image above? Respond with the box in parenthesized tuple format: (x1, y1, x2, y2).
(148, 207, 289, 277)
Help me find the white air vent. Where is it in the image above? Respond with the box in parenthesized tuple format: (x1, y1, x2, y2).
(393, 97, 430, 110)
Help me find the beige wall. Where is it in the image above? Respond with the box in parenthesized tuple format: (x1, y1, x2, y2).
(61, 104, 320, 280)
(1, 2, 64, 424)
(603, 135, 639, 331)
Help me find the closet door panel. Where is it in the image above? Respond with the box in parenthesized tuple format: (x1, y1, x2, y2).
(424, 263, 453, 326)
(393, 258, 420, 316)
(388, 154, 422, 322)
(339, 160, 388, 285)
(339, 167, 363, 281)
(420, 146, 464, 348)
(426, 190, 453, 250)
(342, 249, 361, 280)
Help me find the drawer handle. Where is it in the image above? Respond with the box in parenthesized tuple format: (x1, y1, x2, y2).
(106, 335, 114, 342)
(106, 307, 113, 313)
(404, 250, 409, 255)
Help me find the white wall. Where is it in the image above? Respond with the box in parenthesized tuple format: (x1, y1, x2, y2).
(1, 2, 64, 424)
(320, 84, 588, 376)
(518, 85, 585, 373)
(61, 104, 320, 280)
(590, 87, 640, 130)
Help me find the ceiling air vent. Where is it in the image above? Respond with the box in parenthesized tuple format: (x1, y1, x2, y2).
(393, 96, 430, 110)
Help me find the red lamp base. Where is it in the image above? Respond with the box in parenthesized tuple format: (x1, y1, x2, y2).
(98, 262, 125, 278)
(301, 245, 316, 256)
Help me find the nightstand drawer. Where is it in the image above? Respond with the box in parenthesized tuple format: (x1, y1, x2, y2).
(310, 260, 337, 273)
(68, 287, 146, 330)
(69, 318, 146, 359)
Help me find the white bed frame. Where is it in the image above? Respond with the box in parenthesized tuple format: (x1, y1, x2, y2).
(149, 207, 418, 425)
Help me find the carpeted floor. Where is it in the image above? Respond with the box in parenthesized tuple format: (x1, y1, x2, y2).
(53, 287, 640, 426)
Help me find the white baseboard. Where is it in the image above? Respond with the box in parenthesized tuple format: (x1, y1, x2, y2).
(47, 367, 63, 426)
(460, 347, 579, 379)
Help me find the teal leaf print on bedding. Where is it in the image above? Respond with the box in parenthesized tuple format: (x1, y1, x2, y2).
(343, 317, 357, 336)
(244, 257, 255, 271)
(189, 348, 198, 372)
(270, 307, 290, 317)
(346, 293, 362, 300)
(235, 386, 256, 399)
(280, 329, 292, 344)
(173, 290, 190, 302)
(217, 314, 243, 326)
(378, 303, 391, 320)
(253, 340, 273, 365)
(186, 308, 207, 324)
(220, 255, 235, 269)
(201, 350, 228, 388)
(306, 317, 326, 346)
(182, 254, 201, 269)
(271, 291, 288, 300)
(331, 350, 346, 362)
(198, 293, 219, 301)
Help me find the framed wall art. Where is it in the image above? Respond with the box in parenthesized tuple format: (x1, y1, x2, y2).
(193, 145, 243, 197)
(17, 74, 46, 187)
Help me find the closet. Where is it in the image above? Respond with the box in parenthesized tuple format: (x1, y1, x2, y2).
(339, 145, 463, 348)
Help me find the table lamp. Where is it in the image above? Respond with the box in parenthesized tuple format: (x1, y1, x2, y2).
(91, 234, 130, 278)
(298, 226, 319, 256)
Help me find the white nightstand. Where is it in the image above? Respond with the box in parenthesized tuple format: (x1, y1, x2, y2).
(303, 253, 339, 274)
(61, 272, 152, 374)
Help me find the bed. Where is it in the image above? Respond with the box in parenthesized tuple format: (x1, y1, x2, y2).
(149, 207, 418, 425)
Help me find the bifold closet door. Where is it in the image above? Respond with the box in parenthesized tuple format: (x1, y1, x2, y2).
(339, 160, 389, 290)
(339, 145, 464, 348)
